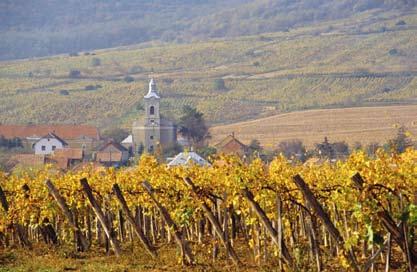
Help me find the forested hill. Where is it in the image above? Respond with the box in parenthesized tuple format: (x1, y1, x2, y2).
(1, 0, 416, 60)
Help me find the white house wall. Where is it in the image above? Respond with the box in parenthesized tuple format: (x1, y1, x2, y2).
(34, 138, 65, 155)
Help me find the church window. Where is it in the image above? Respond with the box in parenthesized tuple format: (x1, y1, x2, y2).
(149, 145, 154, 152)
(150, 106, 155, 115)
(52, 146, 56, 151)
(150, 135, 154, 140)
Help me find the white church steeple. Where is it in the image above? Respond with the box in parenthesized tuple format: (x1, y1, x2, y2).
(144, 78, 160, 99)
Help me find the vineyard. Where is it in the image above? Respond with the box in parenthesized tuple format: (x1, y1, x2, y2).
(0, 150, 416, 271)
(1, 9, 417, 128)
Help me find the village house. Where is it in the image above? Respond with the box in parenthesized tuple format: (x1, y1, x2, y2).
(52, 148, 84, 169)
(95, 141, 129, 167)
(214, 134, 248, 157)
(33, 133, 67, 155)
(0, 124, 101, 154)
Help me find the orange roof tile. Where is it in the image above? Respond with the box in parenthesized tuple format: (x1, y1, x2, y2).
(215, 135, 247, 155)
(9, 154, 46, 167)
(0, 124, 100, 140)
(53, 148, 83, 160)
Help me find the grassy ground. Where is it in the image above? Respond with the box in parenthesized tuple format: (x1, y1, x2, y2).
(0, 242, 276, 272)
(0, 9, 416, 129)
(209, 105, 417, 149)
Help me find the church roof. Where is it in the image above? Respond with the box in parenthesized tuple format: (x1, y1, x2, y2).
(167, 151, 210, 167)
(144, 78, 160, 99)
(121, 135, 133, 144)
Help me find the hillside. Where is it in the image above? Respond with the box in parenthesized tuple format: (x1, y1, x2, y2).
(1, 0, 417, 60)
(0, 7, 416, 129)
(209, 105, 417, 149)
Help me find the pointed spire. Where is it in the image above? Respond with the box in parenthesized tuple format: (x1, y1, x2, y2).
(144, 78, 160, 99)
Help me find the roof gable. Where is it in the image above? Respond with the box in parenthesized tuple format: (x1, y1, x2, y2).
(215, 135, 246, 150)
(167, 151, 210, 167)
(37, 132, 68, 146)
(0, 124, 100, 140)
(98, 141, 128, 152)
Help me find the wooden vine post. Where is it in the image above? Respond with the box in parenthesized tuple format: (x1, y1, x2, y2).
(45, 180, 89, 251)
(112, 183, 157, 258)
(183, 177, 242, 267)
(292, 174, 360, 272)
(141, 181, 194, 265)
(241, 187, 294, 269)
(80, 178, 121, 257)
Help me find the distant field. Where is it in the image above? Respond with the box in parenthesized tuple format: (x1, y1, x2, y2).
(209, 105, 417, 149)
(0, 9, 417, 129)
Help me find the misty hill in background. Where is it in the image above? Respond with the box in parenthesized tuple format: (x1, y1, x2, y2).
(1, 0, 416, 60)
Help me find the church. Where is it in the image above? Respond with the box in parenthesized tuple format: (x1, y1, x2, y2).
(128, 79, 177, 154)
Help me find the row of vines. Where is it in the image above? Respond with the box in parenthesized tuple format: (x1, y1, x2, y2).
(0, 150, 416, 270)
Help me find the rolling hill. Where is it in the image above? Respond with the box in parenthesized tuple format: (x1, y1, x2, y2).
(1, 0, 417, 60)
(0, 5, 416, 133)
(209, 105, 417, 149)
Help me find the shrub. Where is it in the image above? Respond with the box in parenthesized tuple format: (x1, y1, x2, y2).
(59, 90, 69, 95)
(389, 49, 399, 56)
(85, 85, 102, 91)
(163, 78, 174, 84)
(213, 78, 226, 91)
(91, 57, 101, 67)
(69, 69, 81, 78)
(124, 75, 134, 83)
(396, 20, 406, 26)
(128, 66, 144, 73)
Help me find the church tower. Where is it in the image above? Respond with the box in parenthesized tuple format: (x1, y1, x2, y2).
(131, 78, 177, 155)
(143, 79, 161, 153)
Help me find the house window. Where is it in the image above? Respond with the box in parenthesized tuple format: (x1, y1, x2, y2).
(41, 145, 46, 151)
(52, 146, 56, 151)
(150, 106, 155, 115)
(150, 135, 154, 140)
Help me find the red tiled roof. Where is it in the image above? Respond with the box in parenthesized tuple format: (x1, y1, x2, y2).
(53, 148, 83, 160)
(0, 124, 100, 140)
(215, 135, 247, 155)
(40, 132, 68, 146)
(47, 157, 69, 169)
(98, 141, 128, 152)
(9, 154, 46, 167)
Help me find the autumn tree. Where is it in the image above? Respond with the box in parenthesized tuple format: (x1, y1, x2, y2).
(178, 105, 209, 147)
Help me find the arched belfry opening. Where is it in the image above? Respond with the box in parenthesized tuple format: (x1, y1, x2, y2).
(150, 106, 155, 115)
